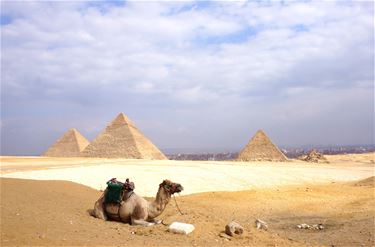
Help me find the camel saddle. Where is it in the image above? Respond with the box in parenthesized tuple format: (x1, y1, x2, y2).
(105, 178, 134, 204)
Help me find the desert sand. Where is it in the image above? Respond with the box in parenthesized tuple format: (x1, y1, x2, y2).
(1, 154, 374, 196)
(1, 153, 374, 246)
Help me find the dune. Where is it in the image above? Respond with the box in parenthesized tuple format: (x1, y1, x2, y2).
(1, 153, 374, 246)
(1, 177, 374, 246)
(354, 176, 375, 187)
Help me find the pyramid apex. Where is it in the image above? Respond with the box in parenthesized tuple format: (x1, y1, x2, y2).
(67, 128, 81, 137)
(117, 112, 126, 117)
(110, 112, 136, 128)
(254, 129, 269, 138)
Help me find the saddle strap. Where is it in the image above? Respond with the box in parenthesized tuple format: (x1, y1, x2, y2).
(105, 202, 122, 221)
(105, 192, 134, 221)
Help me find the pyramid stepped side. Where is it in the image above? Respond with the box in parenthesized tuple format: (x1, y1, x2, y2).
(129, 127, 167, 160)
(43, 129, 90, 157)
(236, 130, 288, 162)
(81, 113, 167, 159)
(81, 123, 142, 158)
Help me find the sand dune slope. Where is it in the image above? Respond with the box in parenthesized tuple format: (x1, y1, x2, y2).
(1, 177, 374, 246)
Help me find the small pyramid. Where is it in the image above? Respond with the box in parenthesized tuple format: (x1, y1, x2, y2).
(81, 113, 167, 159)
(300, 149, 329, 163)
(236, 130, 288, 162)
(43, 128, 90, 157)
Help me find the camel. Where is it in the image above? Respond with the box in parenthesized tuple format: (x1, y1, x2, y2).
(93, 179, 183, 226)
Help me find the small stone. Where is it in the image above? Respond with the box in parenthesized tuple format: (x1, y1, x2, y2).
(302, 223, 310, 229)
(312, 224, 320, 230)
(225, 221, 244, 237)
(38, 233, 45, 239)
(255, 219, 268, 230)
(168, 222, 195, 235)
(298, 223, 324, 230)
(297, 223, 310, 229)
(311, 224, 324, 230)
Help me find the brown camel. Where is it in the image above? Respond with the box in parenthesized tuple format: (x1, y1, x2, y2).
(93, 179, 183, 226)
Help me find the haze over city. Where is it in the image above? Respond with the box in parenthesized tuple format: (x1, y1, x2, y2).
(1, 1, 374, 155)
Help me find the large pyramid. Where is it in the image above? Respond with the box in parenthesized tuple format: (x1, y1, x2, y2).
(81, 113, 167, 159)
(236, 130, 288, 162)
(43, 128, 90, 157)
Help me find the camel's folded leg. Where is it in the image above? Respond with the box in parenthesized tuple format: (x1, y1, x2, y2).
(131, 218, 155, 227)
(93, 192, 107, 221)
(150, 219, 162, 224)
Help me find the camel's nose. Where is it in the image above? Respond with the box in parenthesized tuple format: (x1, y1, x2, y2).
(176, 184, 184, 192)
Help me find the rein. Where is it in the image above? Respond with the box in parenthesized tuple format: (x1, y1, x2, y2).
(160, 193, 184, 227)
(163, 184, 185, 216)
(173, 194, 185, 215)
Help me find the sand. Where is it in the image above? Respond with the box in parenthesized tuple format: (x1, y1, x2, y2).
(1, 155, 373, 196)
(1, 153, 374, 246)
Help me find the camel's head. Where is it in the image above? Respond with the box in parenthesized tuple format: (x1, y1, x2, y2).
(160, 179, 184, 194)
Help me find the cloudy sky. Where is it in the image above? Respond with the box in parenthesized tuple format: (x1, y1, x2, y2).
(1, 0, 374, 155)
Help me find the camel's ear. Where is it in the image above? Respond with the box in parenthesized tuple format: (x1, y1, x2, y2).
(159, 180, 166, 187)
(161, 179, 170, 185)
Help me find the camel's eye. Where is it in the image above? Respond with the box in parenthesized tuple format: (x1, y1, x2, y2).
(164, 184, 171, 191)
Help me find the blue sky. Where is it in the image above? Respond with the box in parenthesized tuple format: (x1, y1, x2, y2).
(1, 0, 374, 155)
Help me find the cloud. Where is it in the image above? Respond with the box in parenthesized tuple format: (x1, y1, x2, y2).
(1, 0, 374, 155)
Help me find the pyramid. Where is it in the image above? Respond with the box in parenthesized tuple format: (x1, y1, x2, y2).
(43, 128, 90, 157)
(299, 149, 329, 163)
(81, 113, 167, 159)
(236, 130, 288, 162)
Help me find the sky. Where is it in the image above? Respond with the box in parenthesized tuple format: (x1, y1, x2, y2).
(1, 0, 374, 155)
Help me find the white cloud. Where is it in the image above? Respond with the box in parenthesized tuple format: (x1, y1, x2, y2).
(1, 0, 373, 154)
